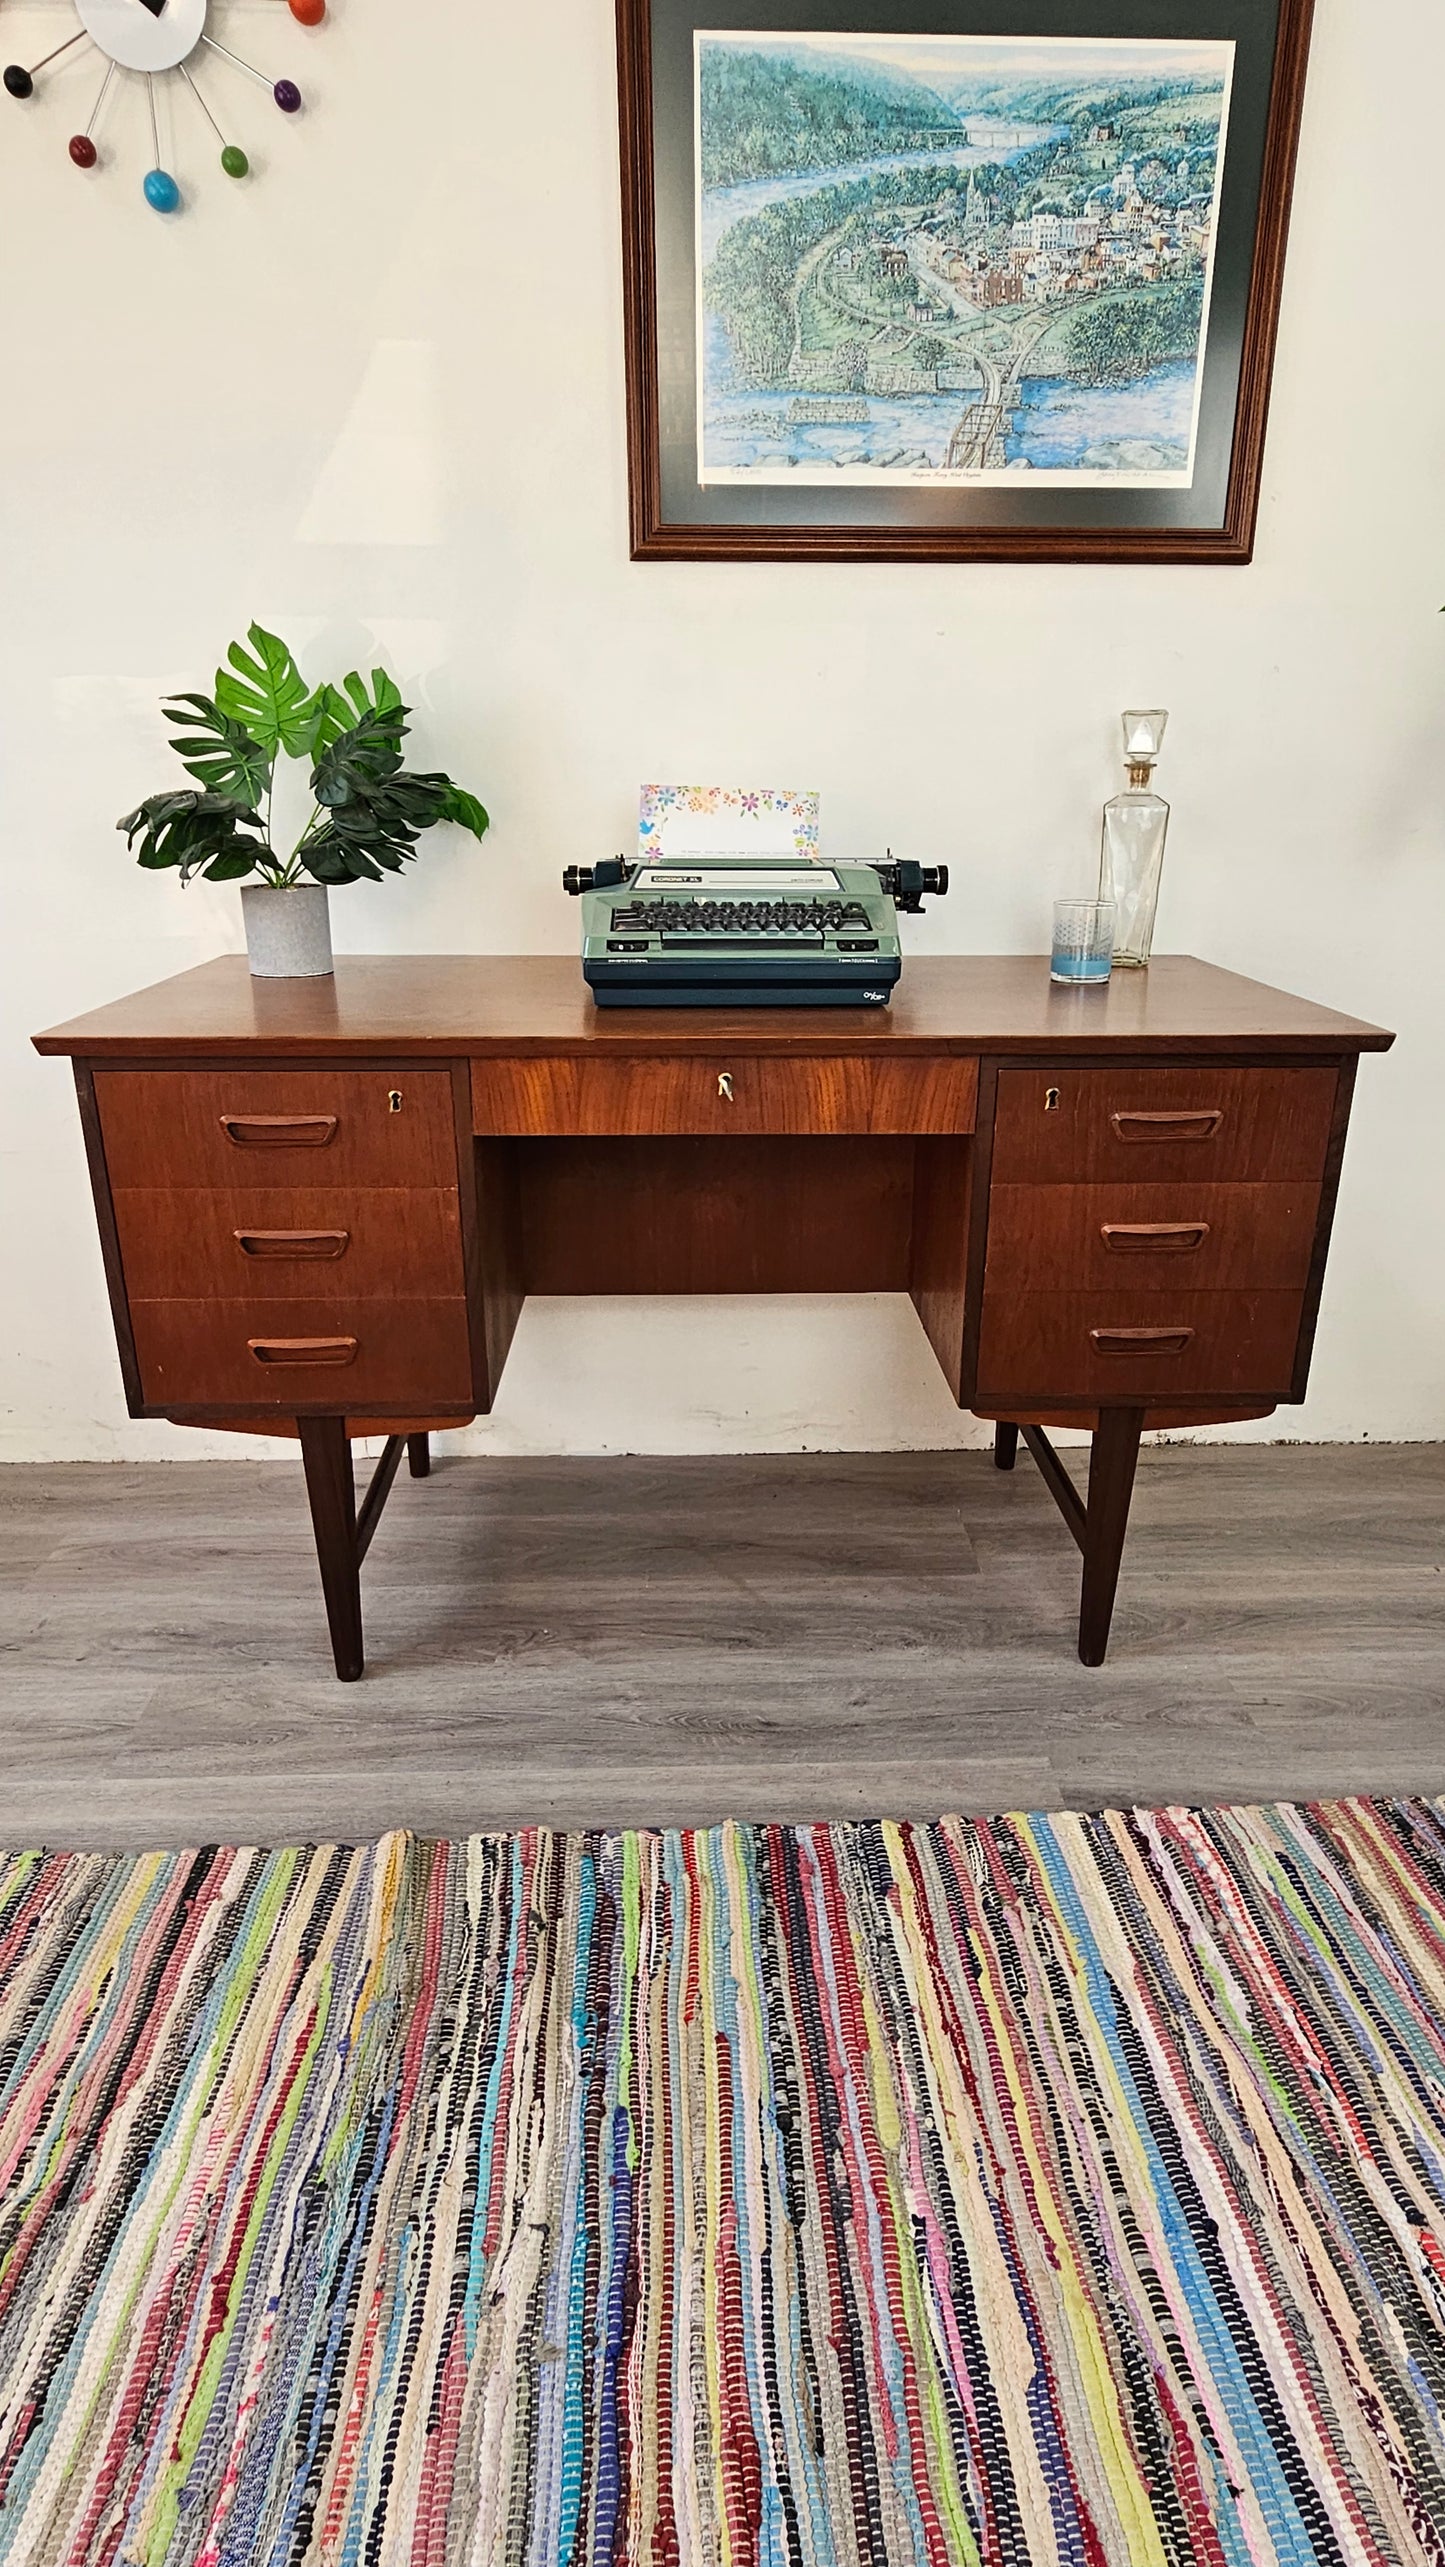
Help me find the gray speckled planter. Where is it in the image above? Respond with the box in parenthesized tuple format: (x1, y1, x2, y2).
(241, 884, 334, 978)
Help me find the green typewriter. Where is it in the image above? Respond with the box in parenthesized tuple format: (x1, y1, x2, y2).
(562, 853, 949, 1008)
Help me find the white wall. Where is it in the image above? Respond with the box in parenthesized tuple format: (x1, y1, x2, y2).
(1, 0, 1441, 1463)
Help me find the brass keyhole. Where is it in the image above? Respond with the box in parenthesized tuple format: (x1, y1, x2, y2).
(1044, 1086, 1061, 1113)
(717, 1072, 734, 1102)
(387, 1090, 403, 1114)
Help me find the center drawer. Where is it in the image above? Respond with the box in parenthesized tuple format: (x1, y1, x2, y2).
(472, 1053, 978, 1136)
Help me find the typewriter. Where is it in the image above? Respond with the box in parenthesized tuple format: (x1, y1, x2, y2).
(562, 853, 949, 1008)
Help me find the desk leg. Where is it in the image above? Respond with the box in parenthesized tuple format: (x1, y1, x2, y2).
(298, 1416, 365, 1682)
(993, 1421, 1019, 1472)
(407, 1434, 432, 1479)
(1078, 1407, 1145, 1668)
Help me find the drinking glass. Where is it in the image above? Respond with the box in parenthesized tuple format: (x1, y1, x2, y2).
(1051, 898, 1115, 986)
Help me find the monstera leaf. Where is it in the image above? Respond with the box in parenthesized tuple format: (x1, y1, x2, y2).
(164, 695, 272, 805)
(303, 781, 453, 881)
(302, 711, 453, 882)
(303, 667, 406, 758)
(438, 782, 489, 840)
(118, 790, 270, 884)
(299, 702, 492, 880)
(213, 624, 314, 758)
(312, 701, 409, 793)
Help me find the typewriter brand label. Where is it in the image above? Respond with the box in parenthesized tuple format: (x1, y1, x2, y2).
(633, 867, 841, 893)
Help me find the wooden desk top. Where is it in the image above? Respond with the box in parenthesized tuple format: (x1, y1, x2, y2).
(34, 953, 1394, 1061)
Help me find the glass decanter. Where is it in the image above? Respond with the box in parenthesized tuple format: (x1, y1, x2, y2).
(1098, 709, 1170, 968)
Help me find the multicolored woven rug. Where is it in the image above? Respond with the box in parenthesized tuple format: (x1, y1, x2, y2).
(5, 1806, 1445, 2564)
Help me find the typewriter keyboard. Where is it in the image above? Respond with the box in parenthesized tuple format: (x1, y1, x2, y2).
(610, 898, 873, 935)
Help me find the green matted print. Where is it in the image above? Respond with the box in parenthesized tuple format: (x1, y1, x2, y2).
(617, 0, 1315, 561)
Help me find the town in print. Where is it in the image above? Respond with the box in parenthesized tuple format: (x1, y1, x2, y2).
(696, 31, 1235, 485)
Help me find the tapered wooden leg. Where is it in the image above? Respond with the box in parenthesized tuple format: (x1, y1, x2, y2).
(297, 1416, 364, 1682)
(993, 1420, 1019, 1472)
(407, 1433, 431, 1479)
(1078, 1406, 1145, 1667)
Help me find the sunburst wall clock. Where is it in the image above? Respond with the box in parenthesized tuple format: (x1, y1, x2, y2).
(4, 0, 324, 211)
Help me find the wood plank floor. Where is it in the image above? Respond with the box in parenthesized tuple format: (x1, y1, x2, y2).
(2, 1447, 1442, 1847)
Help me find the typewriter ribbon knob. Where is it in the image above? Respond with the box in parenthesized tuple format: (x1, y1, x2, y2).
(717, 1072, 734, 1102)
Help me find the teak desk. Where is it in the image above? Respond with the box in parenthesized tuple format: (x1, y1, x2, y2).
(35, 955, 1392, 1679)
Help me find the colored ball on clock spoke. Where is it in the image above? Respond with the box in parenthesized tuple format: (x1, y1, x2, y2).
(3, 65, 35, 100)
(289, 0, 326, 22)
(68, 135, 98, 169)
(273, 78, 302, 112)
(143, 167, 181, 213)
(221, 144, 249, 178)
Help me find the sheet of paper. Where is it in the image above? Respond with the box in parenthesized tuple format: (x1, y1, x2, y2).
(638, 785, 821, 862)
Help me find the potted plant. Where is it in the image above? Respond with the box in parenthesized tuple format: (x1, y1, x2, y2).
(119, 623, 489, 976)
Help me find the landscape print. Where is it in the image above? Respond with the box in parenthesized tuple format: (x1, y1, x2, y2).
(696, 32, 1235, 486)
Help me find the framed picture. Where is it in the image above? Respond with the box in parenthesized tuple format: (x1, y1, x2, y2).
(616, 0, 1314, 561)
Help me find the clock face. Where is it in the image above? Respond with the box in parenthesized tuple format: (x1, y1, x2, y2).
(73, 0, 208, 76)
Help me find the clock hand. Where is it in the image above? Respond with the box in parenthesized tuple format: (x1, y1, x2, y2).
(137, 0, 169, 17)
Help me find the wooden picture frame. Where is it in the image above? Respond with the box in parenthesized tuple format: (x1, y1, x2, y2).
(617, 0, 1314, 561)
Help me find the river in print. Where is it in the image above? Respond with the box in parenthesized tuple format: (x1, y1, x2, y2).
(696, 32, 1234, 489)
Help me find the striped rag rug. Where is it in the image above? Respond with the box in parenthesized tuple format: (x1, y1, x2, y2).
(4, 1809, 1445, 2563)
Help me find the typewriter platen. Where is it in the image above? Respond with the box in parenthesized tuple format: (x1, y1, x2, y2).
(562, 854, 949, 1008)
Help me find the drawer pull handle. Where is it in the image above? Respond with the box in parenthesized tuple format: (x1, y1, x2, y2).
(1110, 1109, 1223, 1144)
(221, 1114, 339, 1150)
(1100, 1222, 1210, 1255)
(1090, 1325, 1195, 1357)
(248, 1336, 359, 1368)
(234, 1229, 351, 1262)
(717, 1072, 734, 1102)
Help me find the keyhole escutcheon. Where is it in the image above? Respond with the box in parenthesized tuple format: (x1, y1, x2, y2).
(717, 1072, 734, 1102)
(1044, 1086, 1061, 1114)
(387, 1090, 403, 1114)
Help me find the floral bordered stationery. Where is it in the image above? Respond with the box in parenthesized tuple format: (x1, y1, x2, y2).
(638, 782, 821, 859)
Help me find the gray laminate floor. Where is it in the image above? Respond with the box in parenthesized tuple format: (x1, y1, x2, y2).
(2, 1446, 1442, 1848)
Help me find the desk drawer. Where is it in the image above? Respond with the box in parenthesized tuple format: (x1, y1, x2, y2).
(111, 1188, 465, 1303)
(472, 1054, 977, 1136)
(129, 1298, 473, 1408)
(976, 1288, 1305, 1403)
(984, 1183, 1320, 1296)
(96, 1068, 460, 1190)
(991, 1066, 1337, 1185)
